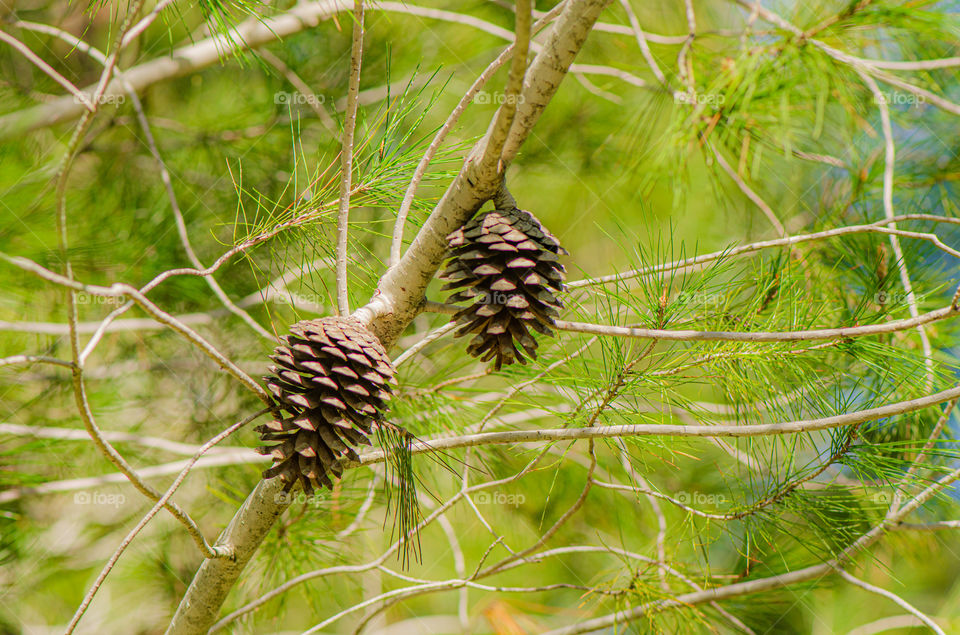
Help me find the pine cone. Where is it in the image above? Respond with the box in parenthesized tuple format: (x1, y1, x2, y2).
(256, 317, 397, 494)
(440, 206, 567, 370)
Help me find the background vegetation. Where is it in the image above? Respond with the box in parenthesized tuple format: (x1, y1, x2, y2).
(1, 0, 959, 633)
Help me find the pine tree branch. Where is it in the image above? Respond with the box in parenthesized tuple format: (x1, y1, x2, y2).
(858, 70, 934, 391)
(0, 0, 346, 141)
(163, 477, 293, 634)
(121, 0, 177, 48)
(729, 0, 960, 115)
(335, 0, 365, 316)
(164, 2, 611, 632)
(357, 0, 612, 347)
(63, 409, 266, 634)
(894, 521, 960, 531)
(550, 304, 958, 342)
(422, 299, 960, 342)
(0, 30, 94, 110)
(832, 569, 945, 635)
(257, 48, 339, 134)
(848, 615, 932, 635)
(567, 214, 960, 288)
(617, 0, 669, 88)
(889, 397, 959, 516)
(708, 139, 787, 236)
(861, 57, 960, 70)
(476, 0, 533, 177)
(391, 322, 458, 367)
(0, 355, 74, 368)
(388, 2, 563, 267)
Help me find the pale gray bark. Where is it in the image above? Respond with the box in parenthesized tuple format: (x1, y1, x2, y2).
(163, 478, 289, 634)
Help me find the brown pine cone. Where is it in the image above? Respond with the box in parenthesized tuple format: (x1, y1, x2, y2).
(440, 206, 567, 370)
(256, 317, 397, 494)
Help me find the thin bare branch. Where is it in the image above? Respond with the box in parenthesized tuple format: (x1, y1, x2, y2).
(567, 214, 960, 288)
(858, 70, 934, 390)
(257, 48, 338, 135)
(708, 140, 786, 236)
(336, 0, 366, 316)
(617, 0, 669, 88)
(0, 30, 94, 109)
(551, 303, 958, 342)
(833, 568, 945, 635)
(0, 355, 74, 368)
(63, 409, 267, 634)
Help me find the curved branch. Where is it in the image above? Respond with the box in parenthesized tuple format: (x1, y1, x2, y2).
(0, 0, 345, 140)
(567, 214, 960, 288)
(833, 569, 945, 635)
(63, 409, 266, 633)
(551, 304, 958, 342)
(344, 382, 960, 464)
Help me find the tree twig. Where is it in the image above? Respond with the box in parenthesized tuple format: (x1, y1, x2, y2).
(0, 30, 94, 109)
(336, 0, 366, 316)
(387, 2, 566, 267)
(63, 409, 267, 634)
(549, 304, 958, 342)
(832, 568, 945, 635)
(566, 214, 960, 288)
(357, 0, 612, 347)
(858, 70, 933, 390)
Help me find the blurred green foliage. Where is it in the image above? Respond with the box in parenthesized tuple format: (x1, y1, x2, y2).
(2, 0, 960, 633)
